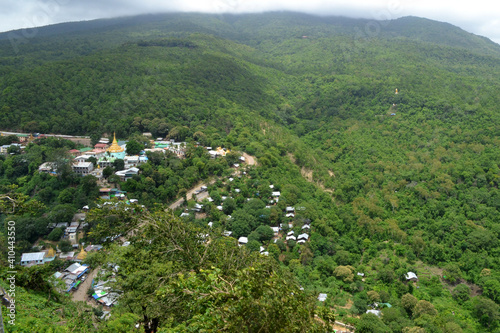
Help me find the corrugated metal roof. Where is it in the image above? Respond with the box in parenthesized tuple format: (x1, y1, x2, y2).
(21, 252, 45, 262)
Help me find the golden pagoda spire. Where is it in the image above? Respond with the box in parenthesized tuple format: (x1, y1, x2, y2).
(47, 247, 56, 258)
(76, 246, 87, 261)
(107, 132, 124, 153)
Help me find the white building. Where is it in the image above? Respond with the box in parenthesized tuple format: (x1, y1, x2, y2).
(405, 272, 418, 281)
(366, 310, 382, 317)
(74, 155, 92, 163)
(38, 162, 56, 173)
(297, 233, 309, 241)
(271, 227, 280, 235)
(72, 162, 94, 175)
(20, 252, 46, 266)
(124, 155, 147, 168)
(115, 167, 140, 181)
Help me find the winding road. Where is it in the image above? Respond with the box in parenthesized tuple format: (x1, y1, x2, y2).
(168, 152, 257, 210)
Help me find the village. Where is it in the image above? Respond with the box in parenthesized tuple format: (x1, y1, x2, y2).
(9, 130, 329, 312)
(5, 129, 423, 326)
(1, 8, 498, 331)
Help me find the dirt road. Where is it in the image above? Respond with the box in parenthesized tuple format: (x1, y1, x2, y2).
(72, 268, 98, 307)
(168, 152, 257, 210)
(242, 152, 257, 166)
(168, 181, 214, 210)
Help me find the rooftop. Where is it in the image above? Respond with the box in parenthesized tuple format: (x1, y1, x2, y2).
(73, 162, 93, 168)
(21, 252, 45, 262)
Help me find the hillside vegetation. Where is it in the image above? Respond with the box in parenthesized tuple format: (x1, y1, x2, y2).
(0, 12, 499, 332)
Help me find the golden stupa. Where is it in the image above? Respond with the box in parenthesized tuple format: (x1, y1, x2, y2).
(216, 147, 229, 157)
(47, 247, 56, 258)
(107, 132, 124, 153)
(76, 246, 87, 261)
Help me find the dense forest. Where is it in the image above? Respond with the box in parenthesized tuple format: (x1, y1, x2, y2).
(0, 12, 499, 332)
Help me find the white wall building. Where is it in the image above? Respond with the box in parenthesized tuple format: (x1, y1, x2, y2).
(72, 162, 94, 175)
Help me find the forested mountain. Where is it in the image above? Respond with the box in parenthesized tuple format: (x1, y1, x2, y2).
(0, 11, 499, 332)
(1, 12, 500, 135)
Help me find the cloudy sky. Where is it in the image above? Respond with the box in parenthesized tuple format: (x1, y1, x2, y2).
(2, 0, 500, 44)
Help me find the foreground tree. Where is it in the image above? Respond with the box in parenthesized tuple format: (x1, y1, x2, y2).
(93, 210, 327, 333)
(473, 296, 500, 329)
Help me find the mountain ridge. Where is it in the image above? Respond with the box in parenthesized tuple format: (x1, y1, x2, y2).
(1, 12, 499, 58)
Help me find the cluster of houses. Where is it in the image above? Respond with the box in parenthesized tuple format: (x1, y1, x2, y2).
(21, 212, 100, 275)
(235, 192, 311, 252)
(34, 133, 156, 178)
(67, 136, 190, 178)
(27, 244, 105, 295)
(0, 132, 38, 155)
(21, 246, 91, 294)
(0, 143, 23, 154)
(0, 132, 42, 154)
(47, 220, 87, 247)
(206, 146, 229, 158)
(20, 245, 90, 268)
(66, 134, 148, 176)
(53, 262, 90, 292)
(145, 139, 187, 157)
(91, 264, 121, 307)
(285, 229, 310, 244)
(182, 176, 313, 256)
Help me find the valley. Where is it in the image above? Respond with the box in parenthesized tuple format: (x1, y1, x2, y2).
(0, 11, 499, 333)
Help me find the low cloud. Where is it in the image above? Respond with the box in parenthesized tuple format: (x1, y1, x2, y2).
(0, 0, 499, 44)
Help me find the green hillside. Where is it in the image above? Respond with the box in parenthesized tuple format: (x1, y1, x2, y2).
(1, 12, 500, 332)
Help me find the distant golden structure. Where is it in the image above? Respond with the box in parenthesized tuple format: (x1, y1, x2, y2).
(216, 147, 229, 157)
(395, 88, 398, 94)
(76, 246, 87, 261)
(107, 132, 126, 159)
(107, 133, 124, 153)
(47, 247, 56, 258)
